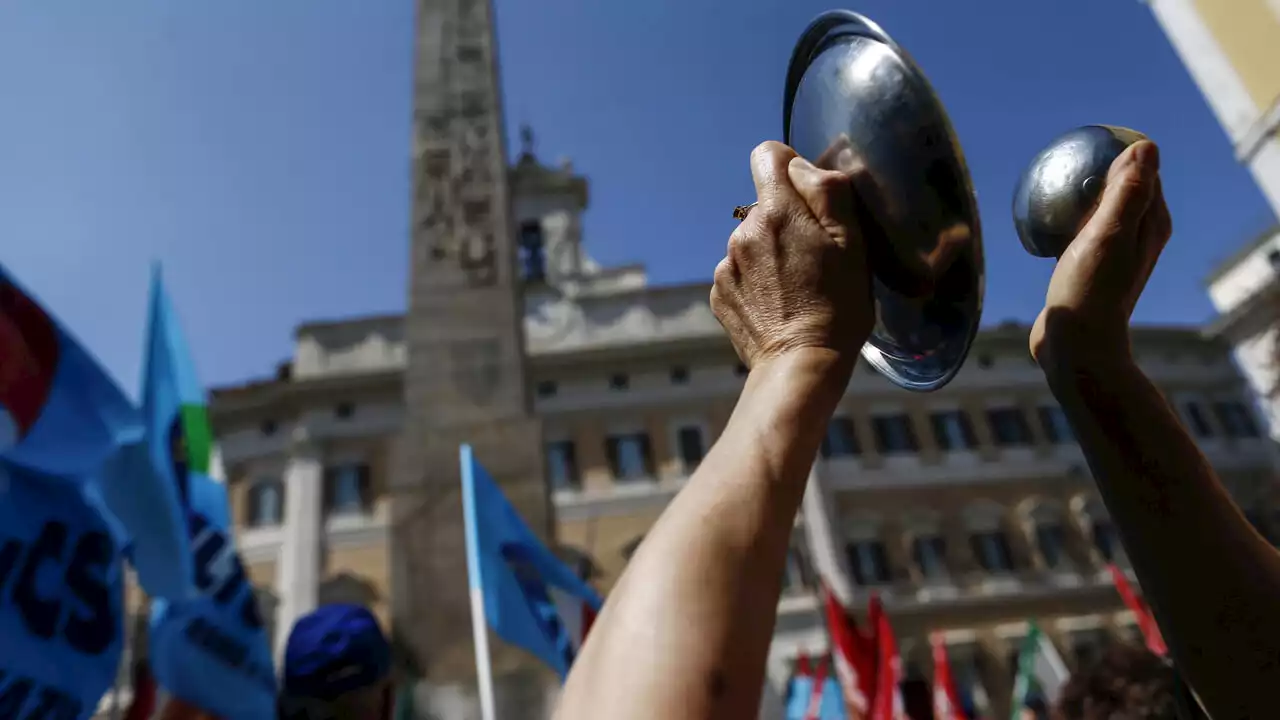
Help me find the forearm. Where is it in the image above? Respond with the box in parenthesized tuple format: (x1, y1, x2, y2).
(1045, 355, 1280, 717)
(556, 349, 851, 720)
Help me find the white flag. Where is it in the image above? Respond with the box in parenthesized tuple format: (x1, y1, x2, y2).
(1010, 622, 1069, 718)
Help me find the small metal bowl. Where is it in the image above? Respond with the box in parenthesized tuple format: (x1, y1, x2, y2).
(1013, 125, 1147, 258)
(784, 11, 984, 392)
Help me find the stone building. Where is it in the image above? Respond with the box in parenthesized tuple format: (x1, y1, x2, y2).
(1145, 0, 1280, 438)
(1205, 226, 1280, 438)
(206, 149, 1275, 718)
(1145, 0, 1280, 217)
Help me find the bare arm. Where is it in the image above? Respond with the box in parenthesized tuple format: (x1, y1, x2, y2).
(558, 350, 849, 719)
(555, 142, 872, 720)
(1031, 140, 1280, 718)
(1045, 351, 1280, 717)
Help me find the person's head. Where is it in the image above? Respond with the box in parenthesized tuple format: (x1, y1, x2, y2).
(279, 604, 393, 720)
(1052, 643, 1179, 720)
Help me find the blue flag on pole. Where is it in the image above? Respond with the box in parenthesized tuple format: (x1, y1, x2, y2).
(783, 658, 847, 720)
(0, 265, 133, 718)
(460, 445, 603, 681)
(784, 669, 815, 720)
(0, 265, 141, 477)
(0, 469, 127, 720)
(142, 269, 275, 719)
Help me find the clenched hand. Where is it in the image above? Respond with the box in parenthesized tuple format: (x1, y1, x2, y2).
(711, 141, 874, 373)
(1030, 140, 1172, 368)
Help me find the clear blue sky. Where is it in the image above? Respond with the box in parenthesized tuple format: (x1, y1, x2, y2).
(0, 0, 1274, 393)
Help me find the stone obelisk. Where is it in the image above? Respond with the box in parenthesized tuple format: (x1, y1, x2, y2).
(395, 0, 551, 715)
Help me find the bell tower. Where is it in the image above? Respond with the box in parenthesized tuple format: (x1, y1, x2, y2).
(395, 0, 550, 713)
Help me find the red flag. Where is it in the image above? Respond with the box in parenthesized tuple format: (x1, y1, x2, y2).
(823, 584, 875, 716)
(1109, 564, 1168, 657)
(796, 653, 814, 677)
(930, 633, 970, 720)
(868, 594, 906, 720)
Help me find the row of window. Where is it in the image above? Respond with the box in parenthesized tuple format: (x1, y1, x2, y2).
(244, 463, 372, 527)
(819, 405, 1070, 459)
(781, 515, 1119, 590)
(1183, 399, 1261, 439)
(820, 398, 1259, 460)
(545, 397, 1259, 490)
(546, 425, 708, 490)
(536, 344, 1171, 400)
(537, 365, 749, 399)
(256, 402, 357, 438)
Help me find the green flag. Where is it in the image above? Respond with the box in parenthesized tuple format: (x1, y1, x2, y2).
(1010, 621, 1069, 718)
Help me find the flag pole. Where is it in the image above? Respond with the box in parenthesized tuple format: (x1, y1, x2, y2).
(109, 580, 133, 720)
(801, 462, 856, 605)
(460, 444, 498, 720)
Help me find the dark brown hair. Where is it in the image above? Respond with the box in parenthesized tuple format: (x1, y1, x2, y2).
(1053, 643, 1179, 720)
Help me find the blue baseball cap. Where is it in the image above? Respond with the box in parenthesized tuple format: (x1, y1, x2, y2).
(283, 604, 391, 701)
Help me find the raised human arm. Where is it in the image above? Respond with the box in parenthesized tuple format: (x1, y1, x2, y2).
(1032, 141, 1280, 719)
(555, 142, 873, 720)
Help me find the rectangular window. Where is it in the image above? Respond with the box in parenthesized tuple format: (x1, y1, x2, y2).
(872, 414, 918, 454)
(821, 417, 860, 458)
(846, 540, 892, 585)
(782, 547, 811, 594)
(1092, 520, 1119, 562)
(519, 220, 545, 281)
(676, 425, 705, 469)
(545, 440, 579, 491)
(1035, 524, 1067, 569)
(1183, 402, 1214, 438)
(986, 408, 1032, 447)
(1037, 406, 1074, 444)
(606, 433, 653, 481)
(324, 463, 371, 517)
(1213, 401, 1261, 438)
(930, 410, 977, 452)
(970, 531, 1014, 573)
(248, 479, 284, 527)
(912, 535, 949, 579)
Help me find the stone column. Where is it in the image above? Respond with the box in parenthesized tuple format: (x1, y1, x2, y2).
(275, 427, 324, 660)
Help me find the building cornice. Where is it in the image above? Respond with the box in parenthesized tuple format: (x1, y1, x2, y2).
(211, 369, 402, 421)
(1205, 225, 1280, 286)
(1204, 281, 1280, 340)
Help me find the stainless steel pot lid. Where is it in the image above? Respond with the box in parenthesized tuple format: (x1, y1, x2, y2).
(783, 10, 985, 392)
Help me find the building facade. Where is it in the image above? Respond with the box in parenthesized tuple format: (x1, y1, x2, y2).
(1145, 0, 1280, 439)
(1145, 0, 1280, 217)
(1205, 227, 1280, 438)
(208, 151, 1276, 718)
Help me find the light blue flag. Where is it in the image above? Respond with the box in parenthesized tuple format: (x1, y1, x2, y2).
(785, 671, 816, 720)
(142, 269, 275, 719)
(461, 444, 604, 681)
(0, 265, 141, 478)
(0, 265, 138, 718)
(0, 464, 128, 720)
(817, 677, 848, 720)
(784, 663, 847, 720)
(72, 267, 198, 602)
